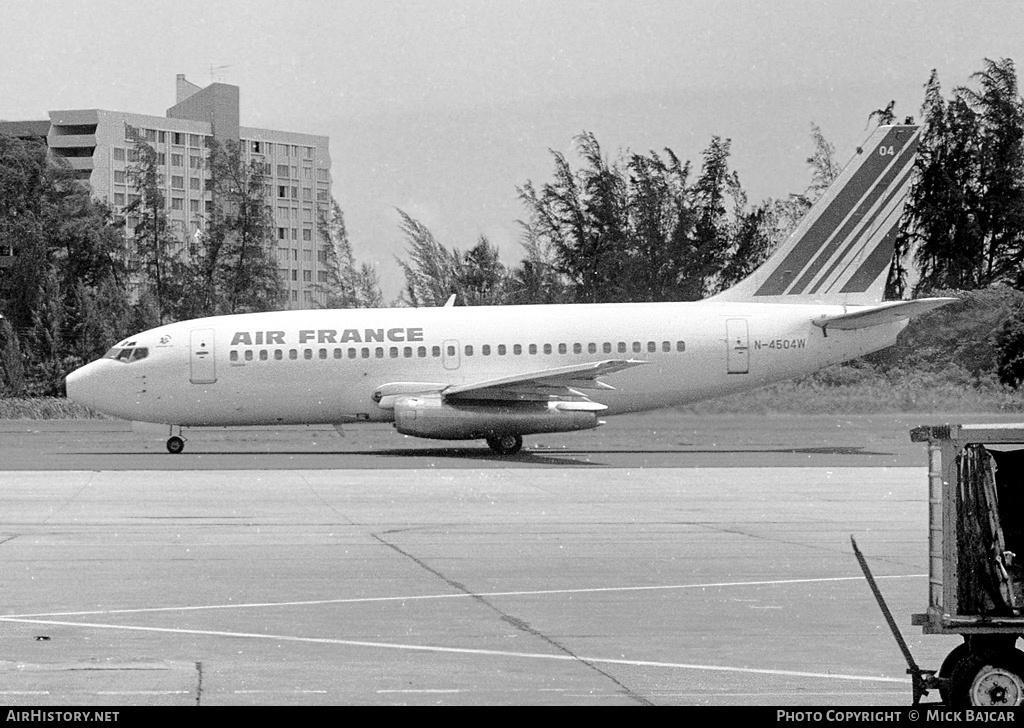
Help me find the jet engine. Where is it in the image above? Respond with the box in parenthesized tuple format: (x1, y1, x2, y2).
(391, 394, 604, 440)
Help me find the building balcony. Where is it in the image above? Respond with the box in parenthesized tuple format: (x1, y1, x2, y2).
(49, 133, 97, 148)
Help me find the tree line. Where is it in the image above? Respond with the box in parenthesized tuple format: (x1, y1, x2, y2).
(2, 57, 1024, 397)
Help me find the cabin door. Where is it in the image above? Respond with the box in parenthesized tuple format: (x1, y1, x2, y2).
(190, 328, 217, 384)
(726, 319, 749, 374)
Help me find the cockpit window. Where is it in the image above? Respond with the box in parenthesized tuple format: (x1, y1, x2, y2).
(104, 346, 150, 363)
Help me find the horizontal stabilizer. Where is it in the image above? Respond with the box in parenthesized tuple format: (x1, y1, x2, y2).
(811, 297, 957, 331)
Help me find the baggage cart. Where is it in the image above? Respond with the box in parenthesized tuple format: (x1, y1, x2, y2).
(858, 423, 1024, 706)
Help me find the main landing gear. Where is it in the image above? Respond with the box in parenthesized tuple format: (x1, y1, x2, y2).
(486, 434, 523, 456)
(166, 435, 185, 454)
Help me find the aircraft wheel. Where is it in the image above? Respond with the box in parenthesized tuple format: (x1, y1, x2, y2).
(167, 436, 185, 455)
(486, 434, 523, 456)
(949, 648, 1024, 706)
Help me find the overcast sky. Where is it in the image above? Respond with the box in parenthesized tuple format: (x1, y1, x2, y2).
(4, 0, 1023, 299)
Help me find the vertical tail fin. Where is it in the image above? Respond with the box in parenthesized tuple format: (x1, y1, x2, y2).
(712, 124, 920, 305)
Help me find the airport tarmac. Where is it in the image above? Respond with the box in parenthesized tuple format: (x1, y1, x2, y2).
(1, 412, 1022, 706)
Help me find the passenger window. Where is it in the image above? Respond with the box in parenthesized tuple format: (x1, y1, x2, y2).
(513, 344, 522, 355)
(304, 349, 313, 360)
(348, 348, 356, 359)
(543, 344, 552, 354)
(662, 341, 671, 352)
(417, 346, 426, 357)
(432, 346, 441, 357)
(259, 350, 268, 361)
(588, 343, 597, 354)
(275, 349, 283, 360)
(404, 347, 412, 358)
(289, 349, 298, 360)
(574, 343, 582, 354)
(375, 347, 384, 358)
(482, 345, 491, 356)
(230, 351, 239, 362)
(647, 341, 656, 353)
(632, 342, 641, 353)
(617, 342, 626, 353)
(244, 350, 253, 361)
(319, 348, 327, 359)
(446, 345, 455, 356)
(677, 341, 686, 352)
(334, 348, 342, 359)
(465, 345, 473, 356)
(529, 344, 537, 355)
(603, 343, 612, 354)
(361, 348, 370, 359)
(390, 347, 398, 358)
(558, 343, 566, 354)
(498, 344, 506, 355)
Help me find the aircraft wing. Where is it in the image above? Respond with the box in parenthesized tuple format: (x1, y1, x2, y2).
(372, 359, 647, 409)
(443, 359, 647, 402)
(443, 359, 647, 403)
(812, 297, 957, 332)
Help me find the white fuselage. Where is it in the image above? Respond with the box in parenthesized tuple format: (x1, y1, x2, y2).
(67, 300, 905, 428)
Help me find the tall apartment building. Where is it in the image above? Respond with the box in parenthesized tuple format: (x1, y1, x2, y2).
(0, 75, 333, 308)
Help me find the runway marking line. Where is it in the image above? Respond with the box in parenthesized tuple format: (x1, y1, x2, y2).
(0, 616, 911, 685)
(0, 574, 923, 620)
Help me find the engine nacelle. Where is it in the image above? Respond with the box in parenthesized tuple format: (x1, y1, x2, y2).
(392, 394, 604, 440)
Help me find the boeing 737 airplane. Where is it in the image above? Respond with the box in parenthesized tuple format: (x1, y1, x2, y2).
(66, 124, 954, 455)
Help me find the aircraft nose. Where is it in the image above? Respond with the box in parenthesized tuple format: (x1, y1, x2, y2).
(65, 363, 96, 410)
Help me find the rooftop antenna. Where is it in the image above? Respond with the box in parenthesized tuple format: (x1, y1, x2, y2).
(210, 64, 231, 83)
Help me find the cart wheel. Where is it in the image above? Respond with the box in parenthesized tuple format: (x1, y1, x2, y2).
(949, 649, 1024, 707)
(939, 642, 972, 704)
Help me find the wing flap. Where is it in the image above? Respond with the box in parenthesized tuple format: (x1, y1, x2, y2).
(812, 297, 957, 331)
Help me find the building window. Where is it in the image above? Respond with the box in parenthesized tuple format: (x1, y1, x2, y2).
(303, 228, 312, 241)
(278, 186, 287, 198)
(190, 199, 200, 213)
(303, 270, 312, 282)
(158, 131, 166, 144)
(114, 170, 126, 184)
(113, 193, 125, 206)
(171, 176, 184, 189)
(113, 148, 125, 161)
(171, 198, 183, 210)
(172, 132, 184, 145)
(278, 228, 287, 240)
(190, 178, 200, 190)
(277, 165, 289, 178)
(189, 134, 200, 146)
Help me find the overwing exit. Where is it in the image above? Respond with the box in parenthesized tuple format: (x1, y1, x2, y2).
(66, 124, 955, 455)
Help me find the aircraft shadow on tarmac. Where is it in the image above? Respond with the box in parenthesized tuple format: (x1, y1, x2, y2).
(92, 444, 888, 464)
